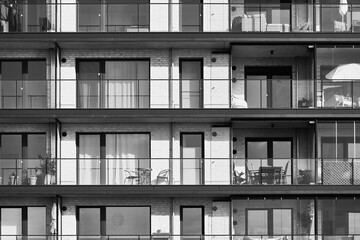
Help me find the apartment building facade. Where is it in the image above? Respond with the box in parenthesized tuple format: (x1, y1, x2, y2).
(0, 0, 360, 239)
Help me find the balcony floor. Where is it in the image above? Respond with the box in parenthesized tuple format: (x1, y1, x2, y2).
(1, 185, 360, 197)
(1, 108, 360, 124)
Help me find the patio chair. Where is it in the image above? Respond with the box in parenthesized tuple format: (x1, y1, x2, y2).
(156, 169, 170, 185)
(124, 169, 140, 185)
(281, 161, 290, 184)
(245, 164, 260, 184)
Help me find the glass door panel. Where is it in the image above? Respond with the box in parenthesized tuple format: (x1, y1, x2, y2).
(79, 135, 101, 185)
(181, 0, 201, 32)
(181, 207, 203, 240)
(1, 208, 22, 238)
(78, 0, 101, 32)
(106, 134, 150, 185)
(0, 135, 22, 185)
(271, 76, 291, 108)
(28, 207, 46, 235)
(246, 75, 267, 108)
(181, 133, 203, 184)
(79, 208, 101, 236)
(1, 61, 22, 108)
(78, 61, 101, 108)
(181, 60, 202, 108)
(104, 61, 150, 108)
(27, 61, 46, 108)
(247, 210, 268, 235)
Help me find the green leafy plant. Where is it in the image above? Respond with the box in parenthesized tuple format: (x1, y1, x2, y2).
(38, 154, 56, 175)
(298, 169, 312, 184)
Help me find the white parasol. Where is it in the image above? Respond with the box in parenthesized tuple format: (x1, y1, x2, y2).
(339, 0, 348, 23)
(325, 63, 360, 81)
(50, 203, 57, 235)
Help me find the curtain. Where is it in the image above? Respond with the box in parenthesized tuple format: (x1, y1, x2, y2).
(106, 134, 149, 184)
(78, 61, 100, 108)
(79, 135, 100, 184)
(105, 61, 149, 108)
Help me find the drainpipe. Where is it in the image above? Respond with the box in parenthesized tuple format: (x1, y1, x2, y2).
(55, 118, 62, 184)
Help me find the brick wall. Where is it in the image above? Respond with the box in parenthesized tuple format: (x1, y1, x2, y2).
(59, 48, 230, 109)
(59, 123, 230, 185)
(60, 197, 229, 236)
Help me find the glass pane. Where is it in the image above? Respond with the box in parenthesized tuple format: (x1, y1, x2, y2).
(182, 134, 202, 158)
(273, 141, 291, 158)
(27, 0, 47, 32)
(79, 135, 100, 185)
(349, 212, 360, 234)
(247, 210, 268, 235)
(181, 0, 201, 32)
(181, 61, 202, 108)
(106, 134, 150, 185)
(78, 61, 100, 108)
(246, 76, 267, 108)
(28, 207, 46, 235)
(27, 61, 46, 108)
(273, 209, 292, 234)
(28, 134, 46, 158)
(1, 208, 22, 235)
(271, 77, 291, 108)
(1, 61, 22, 108)
(79, 208, 101, 235)
(78, 0, 101, 32)
(182, 207, 203, 234)
(182, 134, 202, 184)
(247, 141, 267, 159)
(106, 207, 150, 235)
(1, 135, 22, 158)
(105, 61, 150, 108)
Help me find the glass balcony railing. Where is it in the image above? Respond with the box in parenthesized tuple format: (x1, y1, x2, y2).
(1, 3, 360, 33)
(2, 78, 360, 110)
(3, 235, 360, 240)
(0, 3, 54, 33)
(1, 158, 360, 186)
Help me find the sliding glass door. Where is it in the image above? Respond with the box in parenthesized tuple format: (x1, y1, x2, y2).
(0, 60, 46, 109)
(77, 133, 150, 185)
(78, 60, 150, 108)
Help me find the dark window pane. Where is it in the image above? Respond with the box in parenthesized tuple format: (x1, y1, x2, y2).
(78, 0, 101, 32)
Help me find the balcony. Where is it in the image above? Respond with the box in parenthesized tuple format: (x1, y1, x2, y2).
(0, 2, 54, 33)
(3, 235, 360, 240)
(2, 158, 360, 186)
(2, 78, 360, 110)
(1, 2, 360, 33)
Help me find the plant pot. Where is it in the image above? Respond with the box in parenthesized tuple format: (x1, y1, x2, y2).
(29, 176, 37, 185)
(44, 174, 55, 185)
(9, 176, 16, 185)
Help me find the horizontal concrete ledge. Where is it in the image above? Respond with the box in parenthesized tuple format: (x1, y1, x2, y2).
(1, 32, 360, 49)
(1, 185, 360, 197)
(1, 109, 360, 123)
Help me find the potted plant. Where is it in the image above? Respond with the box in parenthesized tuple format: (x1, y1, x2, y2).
(38, 154, 56, 185)
(298, 169, 312, 184)
(8, 172, 18, 185)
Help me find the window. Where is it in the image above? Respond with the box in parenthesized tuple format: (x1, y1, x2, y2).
(0, 60, 47, 109)
(0, 207, 46, 236)
(180, 0, 202, 32)
(77, 206, 150, 235)
(77, 133, 150, 185)
(0, 133, 46, 185)
(349, 212, 360, 234)
(246, 209, 292, 236)
(78, 0, 150, 32)
(77, 60, 150, 108)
